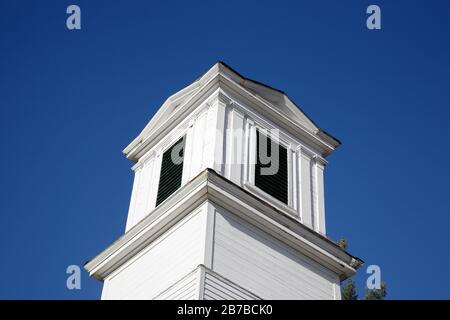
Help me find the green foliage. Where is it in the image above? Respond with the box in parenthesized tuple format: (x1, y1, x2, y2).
(341, 279, 387, 300)
(364, 282, 387, 300)
(338, 236, 387, 300)
(341, 279, 358, 300)
(337, 238, 348, 250)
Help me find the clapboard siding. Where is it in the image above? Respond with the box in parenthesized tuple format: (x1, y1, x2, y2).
(102, 207, 206, 300)
(203, 270, 260, 300)
(155, 268, 200, 300)
(212, 209, 339, 300)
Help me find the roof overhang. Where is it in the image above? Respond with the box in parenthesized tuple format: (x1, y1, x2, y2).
(84, 169, 363, 282)
(123, 62, 341, 162)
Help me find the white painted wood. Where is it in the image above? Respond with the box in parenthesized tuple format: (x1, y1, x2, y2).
(123, 62, 340, 162)
(125, 165, 141, 231)
(212, 207, 338, 300)
(154, 268, 200, 300)
(189, 109, 208, 179)
(291, 149, 299, 214)
(130, 160, 153, 228)
(125, 105, 212, 230)
(311, 158, 318, 232)
(299, 148, 313, 229)
(87, 63, 360, 301)
(123, 85, 329, 234)
(246, 119, 257, 185)
(88, 170, 359, 300)
(225, 107, 245, 186)
(181, 121, 195, 185)
(203, 202, 216, 269)
(333, 278, 342, 300)
(102, 205, 208, 300)
(203, 95, 227, 174)
(202, 268, 261, 300)
(315, 162, 327, 235)
(147, 156, 160, 214)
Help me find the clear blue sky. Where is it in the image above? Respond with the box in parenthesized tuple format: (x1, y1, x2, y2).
(0, 0, 449, 299)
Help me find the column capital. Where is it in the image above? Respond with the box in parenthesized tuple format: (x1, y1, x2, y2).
(313, 155, 328, 167)
(298, 145, 315, 159)
(206, 90, 233, 107)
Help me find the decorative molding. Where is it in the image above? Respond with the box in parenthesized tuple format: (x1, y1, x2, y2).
(206, 89, 233, 108)
(123, 67, 338, 161)
(298, 144, 316, 159)
(313, 154, 328, 166)
(217, 90, 233, 106)
(84, 169, 362, 282)
(244, 182, 299, 218)
(350, 258, 364, 269)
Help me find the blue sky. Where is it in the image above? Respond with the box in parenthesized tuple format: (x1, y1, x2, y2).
(0, 0, 449, 299)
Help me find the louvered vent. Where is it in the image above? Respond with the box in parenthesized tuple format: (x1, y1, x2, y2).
(156, 137, 185, 206)
(255, 130, 288, 204)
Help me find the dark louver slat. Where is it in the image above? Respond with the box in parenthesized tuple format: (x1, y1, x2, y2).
(156, 137, 185, 206)
(255, 130, 288, 204)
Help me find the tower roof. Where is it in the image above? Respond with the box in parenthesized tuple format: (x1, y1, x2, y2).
(124, 62, 341, 161)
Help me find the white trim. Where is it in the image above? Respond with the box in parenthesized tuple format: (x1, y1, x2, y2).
(85, 170, 361, 282)
(244, 182, 299, 219)
(247, 120, 256, 185)
(197, 265, 206, 300)
(181, 123, 194, 185)
(125, 165, 142, 231)
(246, 122, 295, 213)
(124, 70, 338, 161)
(203, 202, 216, 269)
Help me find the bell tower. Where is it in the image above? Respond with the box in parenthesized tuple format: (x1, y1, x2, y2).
(84, 62, 363, 300)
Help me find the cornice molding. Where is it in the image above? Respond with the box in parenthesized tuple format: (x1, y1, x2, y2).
(313, 154, 328, 166)
(298, 144, 315, 159)
(84, 169, 362, 281)
(124, 68, 338, 162)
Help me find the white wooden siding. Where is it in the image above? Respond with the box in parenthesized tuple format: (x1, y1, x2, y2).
(125, 88, 327, 233)
(102, 207, 207, 300)
(224, 107, 245, 186)
(154, 268, 200, 300)
(212, 208, 339, 300)
(189, 110, 208, 178)
(125, 106, 211, 231)
(299, 150, 313, 228)
(203, 268, 261, 300)
(315, 163, 326, 234)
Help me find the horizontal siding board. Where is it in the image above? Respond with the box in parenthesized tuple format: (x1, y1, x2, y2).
(202, 269, 260, 300)
(163, 282, 197, 300)
(214, 228, 333, 298)
(103, 210, 204, 299)
(213, 245, 323, 299)
(204, 274, 255, 300)
(212, 209, 336, 300)
(204, 291, 226, 300)
(156, 269, 199, 300)
(207, 274, 253, 299)
(204, 283, 247, 300)
(204, 283, 243, 300)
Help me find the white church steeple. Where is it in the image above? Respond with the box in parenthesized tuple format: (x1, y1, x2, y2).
(85, 62, 363, 300)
